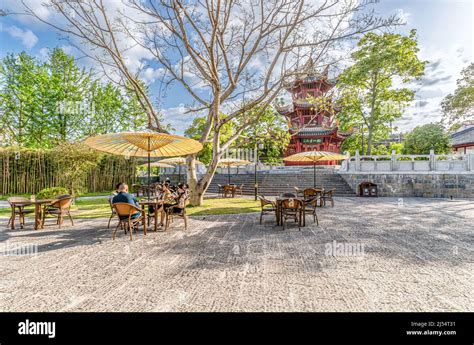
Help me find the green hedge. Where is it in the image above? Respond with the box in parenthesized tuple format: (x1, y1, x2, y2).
(0, 146, 138, 195)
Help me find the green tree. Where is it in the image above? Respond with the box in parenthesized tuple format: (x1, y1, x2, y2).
(0, 52, 43, 147)
(185, 114, 234, 165)
(122, 83, 150, 131)
(441, 63, 474, 131)
(390, 142, 404, 154)
(402, 123, 451, 154)
(85, 81, 124, 135)
(234, 107, 290, 163)
(46, 48, 91, 142)
(338, 30, 426, 155)
(185, 107, 289, 165)
(0, 49, 151, 148)
(372, 144, 389, 155)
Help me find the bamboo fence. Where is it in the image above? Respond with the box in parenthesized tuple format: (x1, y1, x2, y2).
(0, 147, 138, 195)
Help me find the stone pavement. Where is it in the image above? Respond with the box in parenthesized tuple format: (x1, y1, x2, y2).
(0, 197, 472, 312)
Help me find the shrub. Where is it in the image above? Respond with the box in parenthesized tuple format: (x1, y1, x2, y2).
(36, 187, 70, 200)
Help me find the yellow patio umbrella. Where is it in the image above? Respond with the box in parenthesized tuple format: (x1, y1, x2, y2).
(159, 157, 204, 183)
(217, 158, 251, 185)
(283, 151, 348, 187)
(85, 131, 202, 198)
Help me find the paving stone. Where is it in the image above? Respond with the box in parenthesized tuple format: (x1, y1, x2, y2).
(0, 197, 472, 311)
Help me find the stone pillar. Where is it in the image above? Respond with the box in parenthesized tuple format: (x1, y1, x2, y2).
(429, 149, 435, 171)
(344, 151, 350, 171)
(391, 150, 397, 171)
(468, 153, 474, 171)
(355, 150, 361, 171)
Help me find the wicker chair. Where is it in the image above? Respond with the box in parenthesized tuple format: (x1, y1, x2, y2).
(7, 197, 34, 230)
(312, 188, 325, 207)
(280, 198, 304, 230)
(107, 197, 117, 229)
(217, 184, 225, 198)
(257, 195, 276, 224)
(279, 192, 297, 198)
(234, 184, 244, 196)
(112, 203, 145, 240)
(321, 188, 335, 207)
(164, 195, 188, 231)
(293, 186, 303, 198)
(223, 184, 236, 198)
(42, 196, 74, 229)
(302, 189, 320, 225)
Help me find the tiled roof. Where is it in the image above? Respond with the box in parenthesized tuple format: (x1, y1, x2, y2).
(290, 126, 338, 136)
(450, 125, 474, 145)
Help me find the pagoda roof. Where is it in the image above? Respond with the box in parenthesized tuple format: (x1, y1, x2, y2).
(290, 126, 354, 138)
(284, 59, 337, 91)
(293, 99, 314, 108)
(275, 104, 293, 116)
(290, 126, 338, 136)
(450, 125, 474, 146)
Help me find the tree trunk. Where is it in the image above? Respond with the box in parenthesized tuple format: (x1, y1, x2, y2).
(367, 125, 373, 155)
(187, 134, 220, 206)
(367, 73, 378, 156)
(187, 166, 215, 206)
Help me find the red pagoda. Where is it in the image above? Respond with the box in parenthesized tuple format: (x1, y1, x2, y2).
(276, 60, 351, 165)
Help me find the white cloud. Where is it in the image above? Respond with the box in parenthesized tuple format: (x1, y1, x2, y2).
(161, 104, 203, 134)
(2, 25, 38, 49)
(38, 47, 49, 59)
(37, 45, 75, 60)
(394, 43, 471, 132)
(1, 0, 52, 27)
(395, 8, 411, 25)
(142, 67, 165, 84)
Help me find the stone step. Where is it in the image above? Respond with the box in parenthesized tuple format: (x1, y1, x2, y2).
(207, 172, 356, 196)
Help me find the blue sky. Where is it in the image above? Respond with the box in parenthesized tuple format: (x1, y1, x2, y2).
(0, 0, 472, 134)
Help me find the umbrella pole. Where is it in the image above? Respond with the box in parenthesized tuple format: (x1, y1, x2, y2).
(228, 165, 231, 185)
(178, 164, 181, 184)
(313, 161, 316, 188)
(147, 138, 151, 200)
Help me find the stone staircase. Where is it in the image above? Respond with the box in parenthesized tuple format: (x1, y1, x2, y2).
(206, 172, 356, 197)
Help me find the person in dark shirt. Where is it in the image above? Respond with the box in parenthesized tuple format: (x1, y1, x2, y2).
(112, 183, 141, 220)
(109, 182, 123, 202)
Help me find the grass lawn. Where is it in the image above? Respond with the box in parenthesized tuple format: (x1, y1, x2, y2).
(0, 196, 261, 219)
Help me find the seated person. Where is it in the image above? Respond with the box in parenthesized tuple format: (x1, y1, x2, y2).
(176, 183, 189, 199)
(112, 183, 141, 220)
(147, 182, 168, 216)
(156, 183, 179, 227)
(109, 182, 123, 201)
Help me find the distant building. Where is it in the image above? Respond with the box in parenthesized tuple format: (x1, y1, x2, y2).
(450, 123, 474, 154)
(374, 133, 404, 148)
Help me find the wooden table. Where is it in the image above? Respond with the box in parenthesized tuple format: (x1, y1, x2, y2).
(9, 199, 53, 230)
(275, 197, 306, 228)
(139, 199, 164, 232)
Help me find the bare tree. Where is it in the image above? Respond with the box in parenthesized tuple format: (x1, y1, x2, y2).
(22, 0, 399, 205)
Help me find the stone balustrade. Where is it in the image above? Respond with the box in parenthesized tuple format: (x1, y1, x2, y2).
(341, 150, 474, 173)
